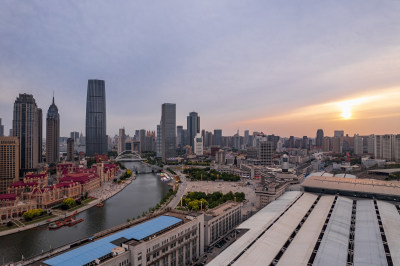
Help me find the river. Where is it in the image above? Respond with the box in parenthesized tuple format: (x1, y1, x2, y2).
(0, 162, 169, 264)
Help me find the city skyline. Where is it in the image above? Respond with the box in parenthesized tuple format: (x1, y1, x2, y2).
(0, 1, 400, 136)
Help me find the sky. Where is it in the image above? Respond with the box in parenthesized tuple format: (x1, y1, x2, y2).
(0, 0, 400, 138)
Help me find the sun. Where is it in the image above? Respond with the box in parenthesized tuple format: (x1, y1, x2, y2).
(340, 105, 352, 119)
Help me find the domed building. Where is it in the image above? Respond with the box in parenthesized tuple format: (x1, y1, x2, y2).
(46, 96, 60, 164)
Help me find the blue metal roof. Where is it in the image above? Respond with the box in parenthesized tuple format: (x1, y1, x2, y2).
(44, 215, 182, 266)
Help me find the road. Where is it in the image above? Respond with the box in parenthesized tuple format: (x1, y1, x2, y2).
(167, 169, 188, 208)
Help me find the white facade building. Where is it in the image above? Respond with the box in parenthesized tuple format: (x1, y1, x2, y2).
(194, 134, 203, 156)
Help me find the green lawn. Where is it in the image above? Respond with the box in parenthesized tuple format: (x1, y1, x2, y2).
(0, 223, 18, 232)
(23, 214, 57, 225)
(67, 198, 95, 211)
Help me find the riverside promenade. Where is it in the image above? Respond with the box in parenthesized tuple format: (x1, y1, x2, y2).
(0, 171, 134, 237)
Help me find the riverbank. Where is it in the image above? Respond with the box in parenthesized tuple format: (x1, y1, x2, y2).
(0, 171, 134, 237)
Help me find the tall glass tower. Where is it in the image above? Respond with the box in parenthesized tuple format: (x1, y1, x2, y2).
(46, 96, 60, 164)
(316, 129, 324, 149)
(12, 93, 41, 173)
(161, 103, 176, 162)
(187, 112, 200, 149)
(86, 79, 107, 156)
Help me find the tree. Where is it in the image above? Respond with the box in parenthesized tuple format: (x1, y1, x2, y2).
(62, 198, 76, 209)
(23, 209, 45, 221)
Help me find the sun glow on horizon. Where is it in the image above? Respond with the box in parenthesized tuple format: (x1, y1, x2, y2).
(341, 106, 352, 119)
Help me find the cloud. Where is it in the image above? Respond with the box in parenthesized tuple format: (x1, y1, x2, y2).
(0, 0, 399, 137)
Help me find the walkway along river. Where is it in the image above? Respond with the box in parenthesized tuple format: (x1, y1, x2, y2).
(0, 162, 169, 264)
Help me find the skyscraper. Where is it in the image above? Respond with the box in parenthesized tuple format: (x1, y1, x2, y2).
(13, 93, 41, 173)
(334, 130, 344, 138)
(38, 108, 42, 163)
(46, 96, 60, 164)
(213, 129, 222, 146)
(176, 125, 183, 148)
(70, 131, 80, 143)
(316, 129, 324, 149)
(0, 118, 4, 137)
(258, 137, 274, 166)
(156, 124, 162, 158)
(0, 137, 19, 194)
(244, 130, 249, 147)
(302, 136, 309, 150)
(139, 129, 146, 153)
(86, 79, 107, 156)
(161, 103, 176, 162)
(67, 138, 74, 162)
(194, 134, 203, 156)
(187, 112, 200, 149)
(117, 128, 126, 154)
(354, 134, 364, 155)
(375, 135, 394, 161)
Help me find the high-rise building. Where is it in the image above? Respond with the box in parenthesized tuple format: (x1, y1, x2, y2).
(287, 136, 295, 148)
(258, 138, 274, 166)
(139, 129, 146, 153)
(156, 124, 162, 158)
(144, 131, 156, 153)
(302, 136, 309, 150)
(0, 118, 4, 137)
(194, 134, 203, 156)
(86, 79, 107, 156)
(118, 128, 126, 154)
(316, 129, 324, 149)
(244, 130, 249, 147)
(213, 129, 222, 146)
(67, 138, 74, 162)
(233, 130, 241, 150)
(367, 135, 375, 154)
(161, 103, 176, 162)
(176, 125, 183, 148)
(182, 129, 188, 147)
(13, 93, 41, 173)
(187, 112, 200, 149)
(46, 96, 60, 164)
(0, 137, 19, 194)
(216, 149, 226, 164)
(375, 135, 394, 161)
(394, 135, 400, 162)
(334, 130, 344, 138)
(322, 137, 331, 152)
(202, 130, 213, 148)
(70, 131, 80, 143)
(354, 134, 364, 155)
(38, 108, 43, 163)
(332, 137, 342, 153)
(206, 131, 213, 148)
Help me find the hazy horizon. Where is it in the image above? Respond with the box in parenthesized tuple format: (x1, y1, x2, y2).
(1, 1, 400, 137)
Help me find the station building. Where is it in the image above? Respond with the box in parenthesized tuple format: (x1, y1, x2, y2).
(204, 201, 241, 247)
(209, 191, 400, 266)
(41, 211, 204, 266)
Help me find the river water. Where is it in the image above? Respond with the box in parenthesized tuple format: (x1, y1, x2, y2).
(0, 162, 169, 264)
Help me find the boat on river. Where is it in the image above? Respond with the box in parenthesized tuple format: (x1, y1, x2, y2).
(66, 218, 84, 226)
(96, 202, 104, 207)
(48, 220, 65, 230)
(48, 210, 82, 230)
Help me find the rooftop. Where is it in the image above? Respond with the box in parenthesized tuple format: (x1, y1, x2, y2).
(205, 201, 240, 217)
(368, 168, 400, 174)
(209, 192, 400, 266)
(0, 193, 17, 200)
(43, 215, 183, 266)
(302, 175, 400, 197)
